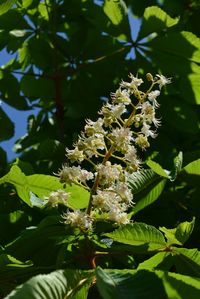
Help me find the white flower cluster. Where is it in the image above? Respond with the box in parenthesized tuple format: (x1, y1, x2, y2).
(48, 73, 170, 230)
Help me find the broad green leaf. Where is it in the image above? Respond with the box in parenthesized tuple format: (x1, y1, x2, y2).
(173, 247, 200, 277)
(183, 159, 200, 175)
(138, 6, 179, 39)
(96, 267, 167, 299)
(0, 0, 15, 16)
(149, 31, 200, 63)
(67, 184, 90, 209)
(158, 270, 200, 299)
(26, 174, 63, 198)
(128, 169, 158, 194)
(160, 218, 195, 246)
(132, 179, 166, 214)
(0, 165, 31, 205)
(0, 108, 15, 141)
(103, 0, 127, 25)
(105, 222, 166, 251)
(138, 252, 173, 271)
(4, 269, 93, 299)
(146, 160, 169, 178)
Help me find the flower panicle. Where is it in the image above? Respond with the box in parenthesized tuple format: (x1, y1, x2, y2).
(46, 73, 171, 231)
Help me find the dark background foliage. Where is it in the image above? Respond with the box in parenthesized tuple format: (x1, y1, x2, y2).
(0, 0, 200, 298)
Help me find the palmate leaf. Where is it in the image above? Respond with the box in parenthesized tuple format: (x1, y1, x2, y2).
(149, 31, 200, 64)
(4, 269, 94, 299)
(138, 6, 179, 39)
(104, 222, 166, 251)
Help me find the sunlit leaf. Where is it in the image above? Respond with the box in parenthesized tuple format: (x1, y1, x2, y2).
(105, 222, 166, 251)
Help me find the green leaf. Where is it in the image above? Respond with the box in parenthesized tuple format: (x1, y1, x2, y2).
(0, 0, 15, 16)
(173, 247, 200, 277)
(67, 184, 90, 209)
(26, 174, 63, 198)
(146, 160, 170, 178)
(0, 108, 14, 141)
(149, 31, 200, 63)
(105, 222, 166, 251)
(128, 169, 158, 194)
(0, 165, 31, 206)
(160, 218, 195, 246)
(4, 269, 93, 299)
(138, 6, 179, 39)
(103, 0, 127, 25)
(159, 270, 200, 299)
(132, 179, 166, 214)
(96, 267, 167, 299)
(183, 159, 200, 175)
(138, 252, 173, 271)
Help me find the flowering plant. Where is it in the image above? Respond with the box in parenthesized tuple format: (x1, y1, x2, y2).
(47, 73, 171, 230)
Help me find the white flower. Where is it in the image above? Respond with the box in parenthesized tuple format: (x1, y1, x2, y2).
(120, 74, 143, 89)
(47, 189, 70, 207)
(135, 134, 150, 149)
(63, 210, 92, 230)
(115, 182, 133, 204)
(66, 147, 84, 163)
(156, 74, 171, 89)
(110, 127, 133, 151)
(141, 123, 157, 138)
(140, 102, 161, 127)
(97, 161, 122, 186)
(147, 90, 160, 108)
(108, 207, 130, 225)
(111, 88, 131, 105)
(84, 118, 106, 136)
(58, 165, 93, 184)
(124, 145, 141, 170)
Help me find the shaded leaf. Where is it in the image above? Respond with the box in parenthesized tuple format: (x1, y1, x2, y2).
(0, 165, 31, 206)
(173, 247, 200, 277)
(138, 6, 179, 39)
(96, 267, 167, 299)
(4, 269, 93, 299)
(128, 169, 158, 194)
(146, 160, 169, 178)
(132, 179, 166, 214)
(0, 108, 15, 141)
